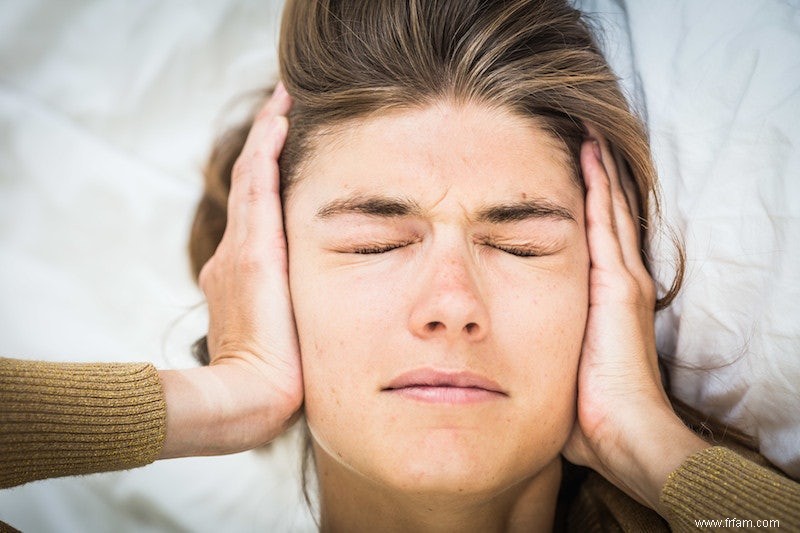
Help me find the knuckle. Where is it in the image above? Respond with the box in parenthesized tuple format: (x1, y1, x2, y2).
(232, 153, 270, 201)
(641, 276, 658, 306)
(616, 270, 657, 307)
(614, 272, 641, 301)
(249, 148, 267, 163)
(198, 259, 217, 292)
(237, 247, 267, 275)
(231, 157, 250, 183)
(232, 149, 266, 178)
(255, 104, 275, 123)
(245, 178, 265, 204)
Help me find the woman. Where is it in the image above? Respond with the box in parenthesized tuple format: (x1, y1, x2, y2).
(2, 0, 798, 531)
(190, 0, 798, 529)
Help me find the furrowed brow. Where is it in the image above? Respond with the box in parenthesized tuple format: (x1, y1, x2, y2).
(315, 194, 423, 219)
(475, 200, 575, 224)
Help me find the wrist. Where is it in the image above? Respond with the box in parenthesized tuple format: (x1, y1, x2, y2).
(609, 402, 710, 513)
(158, 364, 299, 459)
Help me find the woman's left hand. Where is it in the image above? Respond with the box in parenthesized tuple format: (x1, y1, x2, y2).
(561, 128, 708, 514)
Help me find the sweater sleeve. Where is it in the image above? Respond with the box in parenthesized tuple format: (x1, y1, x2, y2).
(0, 357, 166, 489)
(660, 446, 800, 531)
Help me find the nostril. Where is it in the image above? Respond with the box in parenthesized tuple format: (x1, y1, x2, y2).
(426, 321, 444, 332)
(465, 323, 479, 335)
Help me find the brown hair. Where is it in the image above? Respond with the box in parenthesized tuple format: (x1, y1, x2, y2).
(190, 0, 682, 310)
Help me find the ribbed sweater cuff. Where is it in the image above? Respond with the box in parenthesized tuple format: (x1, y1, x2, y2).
(661, 446, 800, 531)
(0, 357, 166, 488)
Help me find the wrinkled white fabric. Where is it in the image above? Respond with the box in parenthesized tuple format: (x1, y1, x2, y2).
(0, 0, 797, 530)
(617, 0, 800, 478)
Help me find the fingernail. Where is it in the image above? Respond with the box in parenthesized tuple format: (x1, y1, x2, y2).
(272, 116, 288, 147)
(592, 140, 602, 163)
(276, 115, 288, 133)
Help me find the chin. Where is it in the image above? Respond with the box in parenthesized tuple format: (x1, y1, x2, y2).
(371, 428, 548, 498)
(307, 391, 571, 502)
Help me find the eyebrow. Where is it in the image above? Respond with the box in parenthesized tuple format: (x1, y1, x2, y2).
(315, 194, 423, 219)
(314, 194, 575, 223)
(475, 200, 575, 224)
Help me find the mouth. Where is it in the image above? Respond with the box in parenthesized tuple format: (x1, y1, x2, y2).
(382, 368, 508, 404)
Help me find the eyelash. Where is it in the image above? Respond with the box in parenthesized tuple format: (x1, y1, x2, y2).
(492, 244, 542, 257)
(351, 242, 542, 257)
(352, 242, 412, 255)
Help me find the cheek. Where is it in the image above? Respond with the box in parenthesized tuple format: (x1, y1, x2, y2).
(494, 251, 589, 431)
(496, 246, 589, 347)
(288, 259, 399, 441)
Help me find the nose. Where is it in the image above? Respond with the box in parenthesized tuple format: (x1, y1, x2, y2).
(408, 245, 490, 343)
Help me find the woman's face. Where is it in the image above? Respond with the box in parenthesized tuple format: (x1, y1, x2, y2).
(285, 102, 589, 497)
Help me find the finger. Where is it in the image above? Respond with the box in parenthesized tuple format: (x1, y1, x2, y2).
(250, 82, 292, 122)
(584, 126, 627, 238)
(596, 136, 643, 274)
(584, 124, 651, 279)
(234, 82, 292, 198)
(581, 138, 625, 273)
(230, 115, 289, 251)
(611, 148, 653, 287)
(614, 147, 641, 231)
(226, 84, 292, 247)
(592, 131, 654, 292)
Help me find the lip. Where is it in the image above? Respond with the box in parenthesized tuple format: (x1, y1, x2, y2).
(382, 368, 508, 404)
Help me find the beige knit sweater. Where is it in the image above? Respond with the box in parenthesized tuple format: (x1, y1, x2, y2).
(1, 357, 798, 531)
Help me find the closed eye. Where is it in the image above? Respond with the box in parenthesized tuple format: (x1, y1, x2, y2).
(491, 244, 543, 257)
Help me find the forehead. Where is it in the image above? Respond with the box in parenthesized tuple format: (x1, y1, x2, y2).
(287, 102, 581, 215)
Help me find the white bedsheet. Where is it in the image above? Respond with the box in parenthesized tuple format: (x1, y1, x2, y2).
(1, 0, 798, 530)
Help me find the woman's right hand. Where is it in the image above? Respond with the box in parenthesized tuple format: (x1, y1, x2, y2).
(159, 83, 302, 458)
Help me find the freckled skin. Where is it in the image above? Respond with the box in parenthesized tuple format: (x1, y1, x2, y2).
(284, 102, 590, 526)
